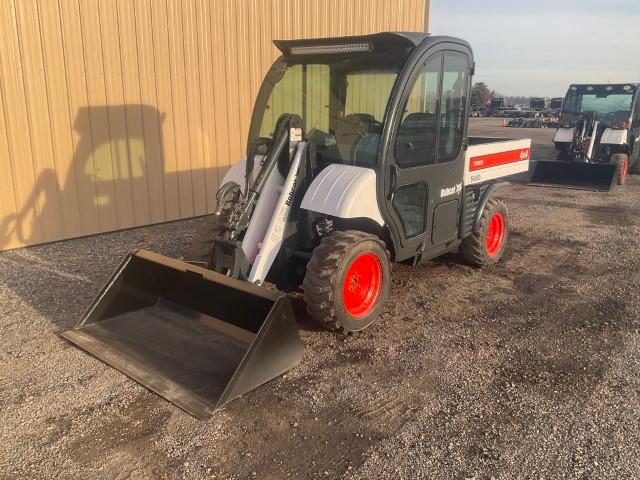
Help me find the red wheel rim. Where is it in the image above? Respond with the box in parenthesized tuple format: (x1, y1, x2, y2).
(485, 212, 505, 256)
(342, 252, 382, 318)
(622, 158, 628, 182)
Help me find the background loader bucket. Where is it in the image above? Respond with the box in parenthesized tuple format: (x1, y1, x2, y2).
(529, 160, 618, 192)
(62, 250, 303, 419)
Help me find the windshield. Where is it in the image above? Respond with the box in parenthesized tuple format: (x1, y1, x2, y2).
(249, 51, 409, 167)
(561, 85, 635, 126)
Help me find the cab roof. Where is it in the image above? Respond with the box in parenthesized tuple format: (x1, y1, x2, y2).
(273, 32, 429, 56)
(568, 83, 639, 91)
(274, 32, 471, 57)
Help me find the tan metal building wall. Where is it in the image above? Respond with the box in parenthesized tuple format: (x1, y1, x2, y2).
(0, 0, 428, 250)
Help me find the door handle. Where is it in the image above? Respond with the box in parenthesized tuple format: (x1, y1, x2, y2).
(388, 165, 399, 200)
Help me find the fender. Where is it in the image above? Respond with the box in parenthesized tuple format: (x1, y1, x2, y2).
(600, 128, 628, 146)
(300, 164, 385, 226)
(553, 127, 574, 144)
(472, 181, 510, 233)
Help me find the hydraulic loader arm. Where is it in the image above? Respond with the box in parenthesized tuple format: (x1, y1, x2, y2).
(211, 115, 303, 280)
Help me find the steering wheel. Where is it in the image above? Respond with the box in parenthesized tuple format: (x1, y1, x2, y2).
(370, 119, 384, 134)
(351, 120, 384, 167)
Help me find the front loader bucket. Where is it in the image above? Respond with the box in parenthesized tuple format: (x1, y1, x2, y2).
(62, 250, 303, 419)
(529, 160, 618, 192)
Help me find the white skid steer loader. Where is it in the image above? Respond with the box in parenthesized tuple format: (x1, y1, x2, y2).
(64, 32, 531, 418)
(530, 83, 640, 191)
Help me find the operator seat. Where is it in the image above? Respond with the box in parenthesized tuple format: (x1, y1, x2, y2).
(333, 113, 375, 164)
(396, 112, 437, 165)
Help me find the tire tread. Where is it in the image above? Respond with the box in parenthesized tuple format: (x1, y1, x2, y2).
(303, 230, 388, 332)
(460, 197, 507, 267)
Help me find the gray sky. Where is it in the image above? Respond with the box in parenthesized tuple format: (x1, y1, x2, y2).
(429, 0, 640, 97)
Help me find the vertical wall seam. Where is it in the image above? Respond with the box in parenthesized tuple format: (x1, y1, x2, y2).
(178, 0, 195, 216)
(190, 0, 206, 212)
(218, 0, 231, 169)
(225, 2, 244, 152)
(0, 50, 20, 220)
(75, 0, 100, 227)
(202, 0, 219, 205)
(424, 0, 430, 32)
(146, 0, 168, 221)
(114, 0, 137, 225)
(194, 0, 205, 212)
(34, 0, 65, 237)
(55, 0, 84, 233)
(11, 0, 43, 240)
(163, 0, 182, 217)
(131, 1, 154, 223)
(194, 0, 210, 210)
(95, 0, 120, 228)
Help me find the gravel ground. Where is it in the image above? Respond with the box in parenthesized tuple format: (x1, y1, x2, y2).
(1, 119, 639, 479)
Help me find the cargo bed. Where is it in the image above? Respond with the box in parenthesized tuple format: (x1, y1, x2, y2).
(465, 137, 531, 185)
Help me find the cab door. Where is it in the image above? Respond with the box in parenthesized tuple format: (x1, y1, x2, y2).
(384, 47, 471, 262)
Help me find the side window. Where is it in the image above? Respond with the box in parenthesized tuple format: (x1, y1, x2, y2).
(439, 52, 469, 162)
(392, 184, 427, 237)
(394, 54, 442, 167)
(334, 71, 398, 166)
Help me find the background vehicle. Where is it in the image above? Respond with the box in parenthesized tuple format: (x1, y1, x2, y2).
(63, 32, 530, 418)
(529, 97, 546, 111)
(531, 83, 640, 190)
(507, 117, 546, 128)
(550, 97, 564, 111)
(489, 97, 505, 115)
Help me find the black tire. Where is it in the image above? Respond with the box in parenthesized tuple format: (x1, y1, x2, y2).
(611, 153, 629, 185)
(629, 156, 640, 175)
(186, 182, 240, 266)
(303, 230, 391, 333)
(460, 197, 509, 267)
(186, 216, 225, 265)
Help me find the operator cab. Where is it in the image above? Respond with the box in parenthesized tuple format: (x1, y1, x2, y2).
(249, 35, 414, 170)
(248, 32, 474, 262)
(560, 84, 639, 129)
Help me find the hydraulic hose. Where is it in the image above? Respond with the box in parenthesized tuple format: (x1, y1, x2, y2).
(232, 115, 293, 235)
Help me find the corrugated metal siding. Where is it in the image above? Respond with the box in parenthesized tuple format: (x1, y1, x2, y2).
(0, 0, 427, 250)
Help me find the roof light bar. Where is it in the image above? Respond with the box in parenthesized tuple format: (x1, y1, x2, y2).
(289, 42, 371, 55)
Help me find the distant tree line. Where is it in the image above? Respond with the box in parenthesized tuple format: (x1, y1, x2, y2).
(470, 82, 493, 107)
(470, 82, 542, 108)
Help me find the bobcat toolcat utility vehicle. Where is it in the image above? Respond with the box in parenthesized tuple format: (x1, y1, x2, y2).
(63, 32, 531, 418)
